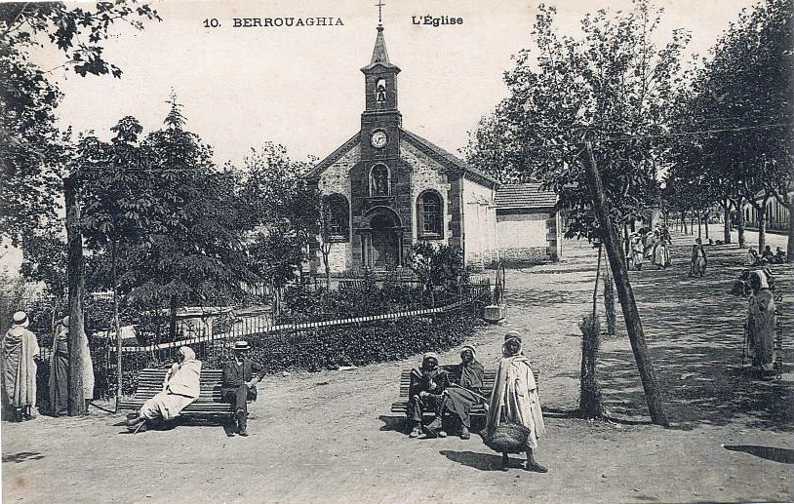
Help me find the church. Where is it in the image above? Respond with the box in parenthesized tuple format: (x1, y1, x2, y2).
(306, 24, 561, 274)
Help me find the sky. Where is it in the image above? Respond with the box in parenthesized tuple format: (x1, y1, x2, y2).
(34, 0, 760, 166)
(3, 0, 760, 273)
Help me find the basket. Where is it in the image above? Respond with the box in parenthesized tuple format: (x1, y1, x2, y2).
(479, 423, 531, 453)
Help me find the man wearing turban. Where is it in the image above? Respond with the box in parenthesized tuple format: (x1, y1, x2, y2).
(406, 352, 450, 438)
(485, 331, 547, 472)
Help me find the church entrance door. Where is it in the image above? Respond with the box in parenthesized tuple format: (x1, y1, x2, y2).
(368, 209, 402, 269)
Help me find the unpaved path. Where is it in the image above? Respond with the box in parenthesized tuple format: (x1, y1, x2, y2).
(3, 227, 792, 504)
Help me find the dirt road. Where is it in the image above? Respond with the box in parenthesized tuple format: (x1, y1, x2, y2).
(3, 228, 792, 504)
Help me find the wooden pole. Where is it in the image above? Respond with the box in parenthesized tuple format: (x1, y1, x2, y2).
(582, 141, 669, 426)
(64, 175, 86, 416)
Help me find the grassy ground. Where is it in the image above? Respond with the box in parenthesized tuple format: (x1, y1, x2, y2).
(2, 226, 792, 504)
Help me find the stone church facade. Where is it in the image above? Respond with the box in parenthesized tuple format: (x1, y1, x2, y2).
(306, 26, 560, 275)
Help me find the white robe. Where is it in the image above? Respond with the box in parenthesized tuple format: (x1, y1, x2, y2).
(486, 355, 545, 449)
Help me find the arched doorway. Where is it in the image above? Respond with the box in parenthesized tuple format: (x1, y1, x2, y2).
(364, 207, 403, 269)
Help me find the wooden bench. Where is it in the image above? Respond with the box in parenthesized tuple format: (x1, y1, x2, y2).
(390, 366, 539, 417)
(117, 368, 238, 418)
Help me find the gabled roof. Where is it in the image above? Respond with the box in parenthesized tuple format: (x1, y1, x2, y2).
(400, 128, 498, 187)
(305, 132, 360, 179)
(495, 183, 557, 210)
(307, 128, 499, 187)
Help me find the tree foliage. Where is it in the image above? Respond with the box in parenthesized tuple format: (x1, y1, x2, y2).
(466, 1, 689, 240)
(0, 1, 160, 245)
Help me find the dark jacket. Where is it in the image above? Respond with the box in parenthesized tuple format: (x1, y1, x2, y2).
(408, 367, 450, 399)
(221, 358, 264, 389)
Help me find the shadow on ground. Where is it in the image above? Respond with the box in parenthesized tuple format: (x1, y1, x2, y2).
(724, 444, 794, 464)
(591, 242, 794, 432)
(2, 451, 44, 463)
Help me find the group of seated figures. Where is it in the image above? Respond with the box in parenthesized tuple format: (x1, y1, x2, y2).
(124, 332, 548, 472)
(127, 340, 263, 436)
(407, 332, 547, 472)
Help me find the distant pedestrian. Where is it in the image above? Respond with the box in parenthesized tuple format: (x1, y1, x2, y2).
(221, 341, 265, 437)
(689, 238, 707, 277)
(630, 233, 644, 270)
(746, 271, 776, 378)
(2, 311, 40, 421)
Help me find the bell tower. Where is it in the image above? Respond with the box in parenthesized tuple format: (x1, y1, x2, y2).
(360, 24, 401, 161)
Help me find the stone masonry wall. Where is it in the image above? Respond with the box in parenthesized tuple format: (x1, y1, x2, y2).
(317, 144, 360, 273)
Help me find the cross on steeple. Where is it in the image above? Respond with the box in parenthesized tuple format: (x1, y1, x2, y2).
(375, 0, 385, 25)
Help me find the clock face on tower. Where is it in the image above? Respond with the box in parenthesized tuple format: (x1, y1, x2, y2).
(370, 130, 388, 149)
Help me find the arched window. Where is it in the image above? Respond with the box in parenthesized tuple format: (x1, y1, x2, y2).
(370, 164, 390, 196)
(322, 194, 350, 242)
(417, 190, 443, 239)
(376, 78, 387, 102)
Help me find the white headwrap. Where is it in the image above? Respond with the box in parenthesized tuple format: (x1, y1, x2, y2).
(178, 346, 196, 362)
(754, 270, 769, 290)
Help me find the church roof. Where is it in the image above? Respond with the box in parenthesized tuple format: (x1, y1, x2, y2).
(304, 132, 360, 179)
(495, 183, 557, 210)
(306, 129, 499, 187)
(361, 26, 400, 72)
(400, 129, 498, 187)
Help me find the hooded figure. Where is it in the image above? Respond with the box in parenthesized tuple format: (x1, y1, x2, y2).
(630, 233, 645, 270)
(2, 311, 40, 421)
(485, 331, 547, 472)
(48, 317, 70, 416)
(406, 352, 450, 438)
(746, 271, 776, 376)
(438, 344, 486, 439)
(49, 316, 96, 415)
(127, 346, 202, 431)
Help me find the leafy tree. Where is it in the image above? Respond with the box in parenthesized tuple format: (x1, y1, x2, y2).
(0, 1, 160, 245)
(19, 227, 68, 299)
(236, 143, 320, 307)
(407, 243, 466, 307)
(467, 1, 683, 425)
(672, 0, 793, 253)
(466, 1, 689, 240)
(123, 96, 254, 339)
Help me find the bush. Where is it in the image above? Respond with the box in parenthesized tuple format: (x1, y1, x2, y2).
(225, 308, 485, 374)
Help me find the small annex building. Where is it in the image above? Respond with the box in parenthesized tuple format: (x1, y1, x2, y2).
(306, 24, 561, 275)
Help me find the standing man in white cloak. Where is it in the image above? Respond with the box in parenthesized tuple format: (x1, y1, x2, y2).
(485, 331, 547, 472)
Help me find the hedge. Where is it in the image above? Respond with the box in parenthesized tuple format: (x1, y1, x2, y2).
(202, 307, 486, 373)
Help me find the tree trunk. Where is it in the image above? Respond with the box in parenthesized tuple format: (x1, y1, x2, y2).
(681, 212, 687, 234)
(583, 142, 669, 426)
(603, 262, 616, 337)
(723, 201, 732, 244)
(321, 246, 331, 291)
(704, 211, 710, 240)
(788, 195, 794, 263)
(578, 313, 604, 419)
(592, 246, 602, 321)
(111, 242, 122, 411)
(623, 225, 631, 258)
(169, 294, 178, 342)
(758, 197, 768, 252)
(697, 212, 702, 240)
(64, 176, 86, 416)
(736, 197, 746, 248)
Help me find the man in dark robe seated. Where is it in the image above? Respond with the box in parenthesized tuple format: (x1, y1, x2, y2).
(406, 352, 450, 438)
(440, 345, 486, 439)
